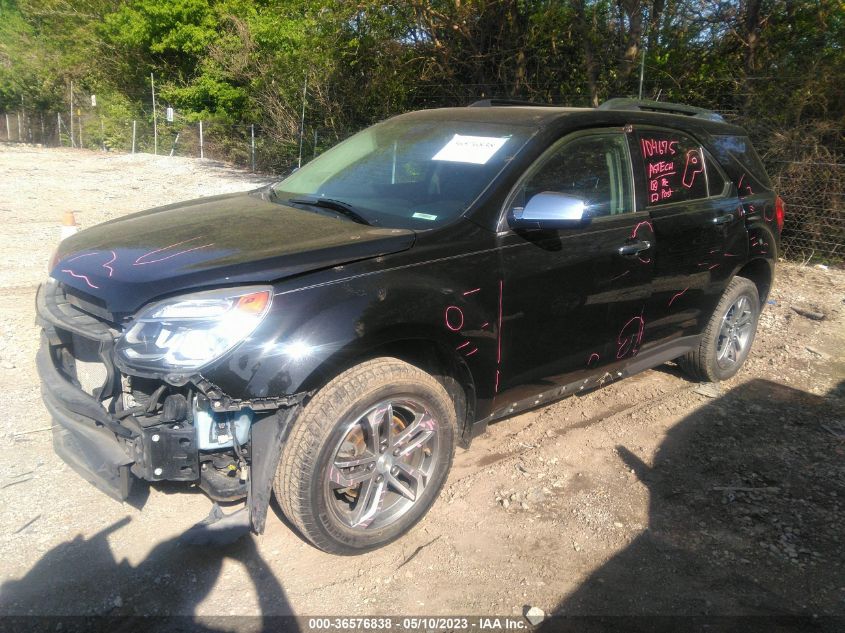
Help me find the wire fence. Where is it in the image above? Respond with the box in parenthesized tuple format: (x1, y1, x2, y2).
(1, 98, 842, 263)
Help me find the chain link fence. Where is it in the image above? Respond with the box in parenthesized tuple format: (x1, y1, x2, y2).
(1, 90, 842, 263)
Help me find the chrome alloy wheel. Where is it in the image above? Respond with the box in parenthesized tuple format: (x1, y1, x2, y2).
(325, 399, 440, 530)
(716, 294, 754, 369)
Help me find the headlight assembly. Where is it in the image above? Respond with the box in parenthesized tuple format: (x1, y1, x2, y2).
(115, 286, 273, 376)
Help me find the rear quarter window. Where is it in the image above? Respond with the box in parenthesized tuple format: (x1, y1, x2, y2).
(636, 130, 709, 206)
(709, 135, 773, 189)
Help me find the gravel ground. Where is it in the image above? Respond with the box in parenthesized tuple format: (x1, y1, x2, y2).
(0, 144, 843, 623)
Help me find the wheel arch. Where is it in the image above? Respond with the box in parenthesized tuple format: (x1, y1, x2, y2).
(296, 331, 478, 448)
(734, 257, 775, 306)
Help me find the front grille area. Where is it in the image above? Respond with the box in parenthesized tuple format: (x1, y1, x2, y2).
(37, 279, 120, 402)
(70, 333, 109, 397)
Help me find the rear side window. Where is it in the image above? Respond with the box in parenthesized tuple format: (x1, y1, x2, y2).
(636, 130, 710, 206)
(710, 135, 773, 189)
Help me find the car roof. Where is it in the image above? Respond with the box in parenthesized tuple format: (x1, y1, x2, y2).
(391, 104, 746, 136)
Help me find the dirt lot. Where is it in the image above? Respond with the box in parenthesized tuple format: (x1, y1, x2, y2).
(0, 144, 843, 624)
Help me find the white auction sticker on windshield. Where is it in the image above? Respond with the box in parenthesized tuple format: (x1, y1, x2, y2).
(432, 134, 509, 165)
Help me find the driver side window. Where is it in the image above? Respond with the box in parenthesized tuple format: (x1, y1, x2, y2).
(517, 133, 634, 218)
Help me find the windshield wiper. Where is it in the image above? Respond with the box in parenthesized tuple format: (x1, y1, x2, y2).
(288, 197, 371, 226)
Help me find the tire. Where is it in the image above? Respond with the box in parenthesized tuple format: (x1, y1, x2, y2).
(274, 357, 457, 554)
(679, 276, 760, 382)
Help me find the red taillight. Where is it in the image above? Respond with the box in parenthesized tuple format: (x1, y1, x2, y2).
(775, 196, 785, 233)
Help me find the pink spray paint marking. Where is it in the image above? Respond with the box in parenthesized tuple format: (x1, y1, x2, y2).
(681, 149, 704, 189)
(462, 287, 480, 296)
(61, 269, 99, 289)
(480, 322, 489, 329)
(494, 279, 504, 394)
(444, 306, 464, 331)
(723, 252, 739, 258)
(134, 237, 213, 266)
(496, 280, 503, 365)
(616, 312, 645, 359)
(465, 347, 479, 357)
(631, 220, 654, 239)
(68, 250, 118, 278)
(102, 251, 117, 277)
(68, 252, 100, 262)
(456, 341, 470, 350)
(610, 270, 630, 282)
(668, 287, 688, 307)
(708, 263, 720, 270)
(587, 353, 600, 367)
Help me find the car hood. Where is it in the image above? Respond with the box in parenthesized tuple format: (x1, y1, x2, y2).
(50, 190, 415, 315)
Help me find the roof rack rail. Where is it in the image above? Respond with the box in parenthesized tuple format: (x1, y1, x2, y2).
(598, 98, 725, 122)
(469, 99, 557, 108)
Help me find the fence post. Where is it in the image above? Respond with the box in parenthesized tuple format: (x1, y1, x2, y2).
(4, 114, 9, 141)
(57, 112, 61, 145)
(251, 124, 255, 172)
(199, 120, 203, 159)
(131, 120, 136, 154)
(69, 80, 74, 148)
(169, 132, 180, 157)
(17, 112, 22, 141)
(78, 112, 83, 148)
(151, 73, 158, 155)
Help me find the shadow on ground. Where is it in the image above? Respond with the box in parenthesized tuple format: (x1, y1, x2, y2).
(0, 516, 298, 632)
(539, 378, 845, 632)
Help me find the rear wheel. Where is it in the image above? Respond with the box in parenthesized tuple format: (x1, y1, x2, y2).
(679, 276, 760, 382)
(274, 358, 456, 554)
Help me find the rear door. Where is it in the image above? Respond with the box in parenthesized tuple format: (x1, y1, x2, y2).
(496, 129, 654, 405)
(631, 127, 748, 348)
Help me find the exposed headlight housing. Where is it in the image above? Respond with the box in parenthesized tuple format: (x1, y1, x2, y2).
(115, 286, 273, 376)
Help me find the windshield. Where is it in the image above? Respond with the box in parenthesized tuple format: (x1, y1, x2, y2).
(272, 116, 534, 229)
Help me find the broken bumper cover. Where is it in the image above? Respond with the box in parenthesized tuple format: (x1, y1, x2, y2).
(35, 279, 307, 534)
(36, 341, 135, 501)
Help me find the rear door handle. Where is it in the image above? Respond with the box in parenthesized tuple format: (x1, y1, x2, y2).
(713, 213, 735, 225)
(617, 240, 651, 256)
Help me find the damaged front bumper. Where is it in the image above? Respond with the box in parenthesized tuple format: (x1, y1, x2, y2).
(35, 280, 305, 534)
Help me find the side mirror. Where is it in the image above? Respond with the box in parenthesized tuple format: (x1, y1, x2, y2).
(509, 192, 589, 229)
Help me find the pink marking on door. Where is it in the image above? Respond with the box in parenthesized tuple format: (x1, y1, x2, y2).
(480, 322, 489, 329)
(631, 220, 654, 239)
(668, 287, 688, 307)
(456, 341, 470, 350)
(465, 347, 479, 357)
(494, 370, 500, 394)
(462, 287, 480, 296)
(445, 306, 464, 331)
(587, 353, 600, 366)
(616, 313, 645, 359)
(496, 280, 503, 364)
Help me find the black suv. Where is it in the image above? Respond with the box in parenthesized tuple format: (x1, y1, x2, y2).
(37, 99, 783, 554)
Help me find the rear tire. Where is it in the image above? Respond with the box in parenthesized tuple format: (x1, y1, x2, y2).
(274, 358, 456, 554)
(679, 276, 760, 382)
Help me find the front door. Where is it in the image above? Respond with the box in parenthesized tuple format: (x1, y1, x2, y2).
(496, 130, 654, 405)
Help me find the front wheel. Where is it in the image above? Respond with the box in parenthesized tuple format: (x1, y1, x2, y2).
(679, 276, 760, 382)
(274, 358, 456, 554)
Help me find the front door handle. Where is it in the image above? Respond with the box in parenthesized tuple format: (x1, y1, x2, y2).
(713, 213, 735, 225)
(617, 240, 651, 256)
